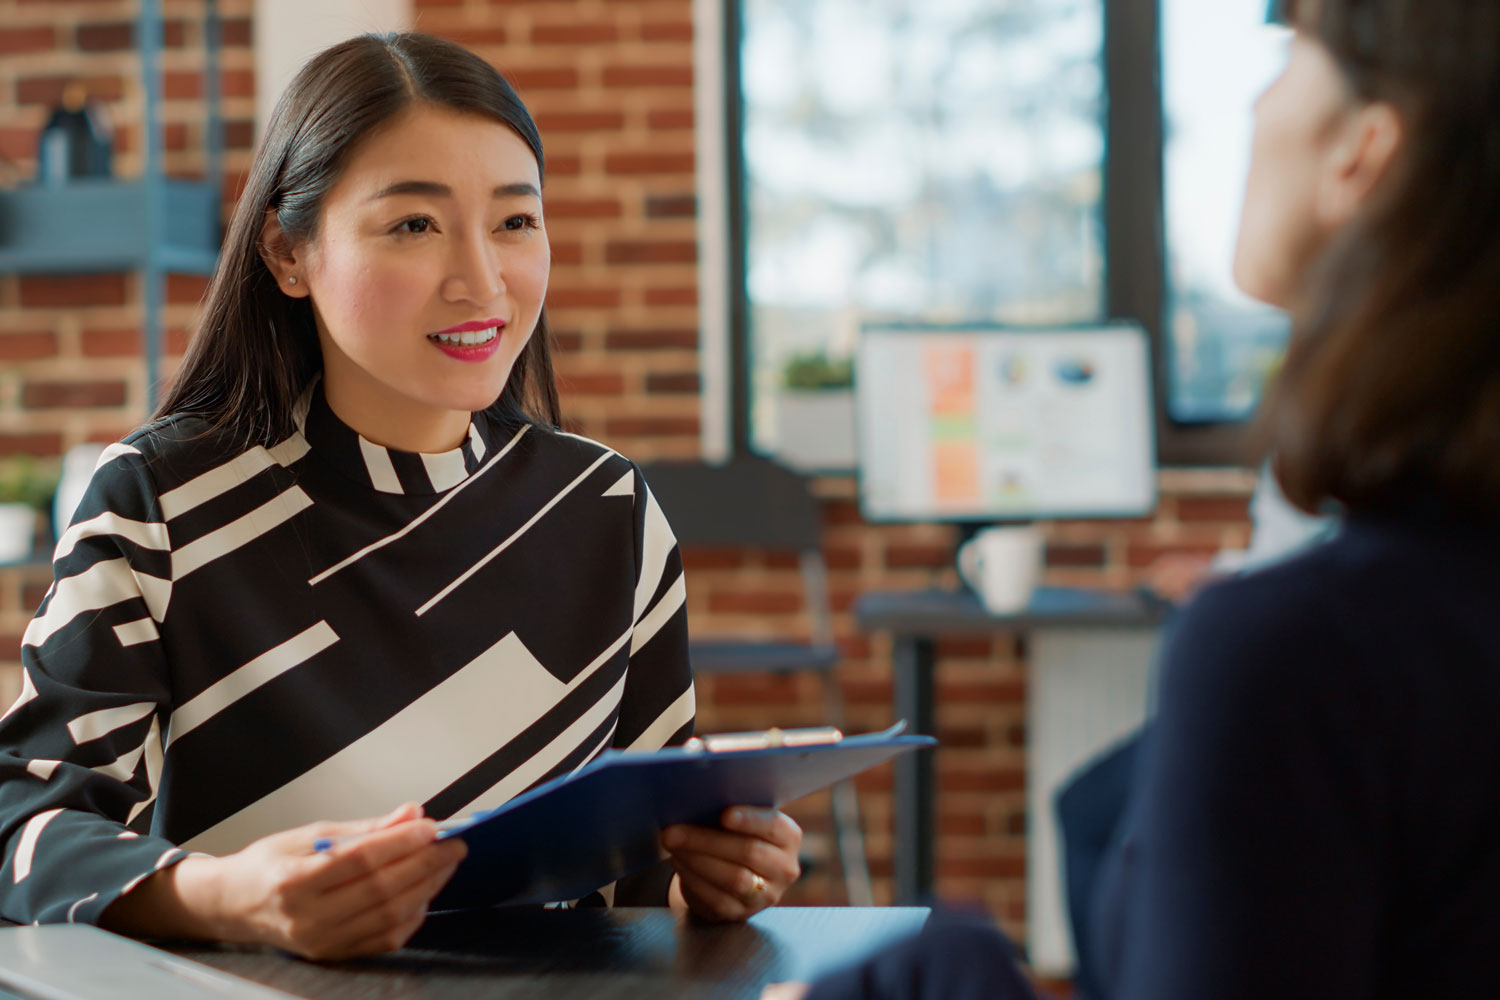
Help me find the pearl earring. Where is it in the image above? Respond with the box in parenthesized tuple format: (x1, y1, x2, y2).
(288, 276, 298, 285)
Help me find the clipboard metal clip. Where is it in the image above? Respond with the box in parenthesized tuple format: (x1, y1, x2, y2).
(684, 725, 844, 753)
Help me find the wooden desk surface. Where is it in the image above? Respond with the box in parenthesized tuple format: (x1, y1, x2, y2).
(173, 907, 931, 1000)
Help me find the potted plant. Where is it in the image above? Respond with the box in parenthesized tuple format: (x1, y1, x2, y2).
(775, 351, 857, 471)
(0, 456, 58, 564)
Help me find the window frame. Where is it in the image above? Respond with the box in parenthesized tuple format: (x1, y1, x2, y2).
(1105, 0, 1254, 466)
(709, 0, 1257, 470)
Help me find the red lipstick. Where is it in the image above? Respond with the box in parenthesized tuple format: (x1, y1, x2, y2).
(427, 318, 506, 362)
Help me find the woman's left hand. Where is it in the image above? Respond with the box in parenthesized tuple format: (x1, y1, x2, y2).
(662, 806, 802, 921)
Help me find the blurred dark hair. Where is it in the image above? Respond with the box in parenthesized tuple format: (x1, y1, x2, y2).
(1263, 0, 1500, 514)
(156, 32, 560, 449)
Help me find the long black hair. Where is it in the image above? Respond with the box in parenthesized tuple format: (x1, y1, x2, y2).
(156, 32, 561, 449)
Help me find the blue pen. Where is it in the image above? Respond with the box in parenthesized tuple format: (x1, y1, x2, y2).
(313, 815, 472, 853)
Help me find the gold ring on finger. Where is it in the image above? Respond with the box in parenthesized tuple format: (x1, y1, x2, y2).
(749, 873, 767, 897)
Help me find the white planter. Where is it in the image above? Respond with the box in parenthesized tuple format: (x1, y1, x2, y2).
(774, 389, 856, 472)
(0, 503, 36, 564)
(55, 443, 105, 536)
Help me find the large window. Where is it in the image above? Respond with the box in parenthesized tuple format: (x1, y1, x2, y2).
(726, 0, 1294, 466)
(737, 0, 1105, 468)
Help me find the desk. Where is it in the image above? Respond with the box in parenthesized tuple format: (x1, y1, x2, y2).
(856, 586, 1168, 970)
(168, 907, 930, 1000)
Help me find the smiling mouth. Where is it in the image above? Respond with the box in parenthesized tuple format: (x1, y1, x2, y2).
(428, 326, 500, 347)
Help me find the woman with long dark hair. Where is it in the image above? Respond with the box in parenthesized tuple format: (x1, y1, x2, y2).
(0, 33, 801, 960)
(774, 0, 1500, 996)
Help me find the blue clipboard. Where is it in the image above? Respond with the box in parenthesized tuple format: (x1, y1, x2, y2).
(430, 722, 935, 911)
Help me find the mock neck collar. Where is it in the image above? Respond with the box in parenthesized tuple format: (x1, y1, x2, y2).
(299, 379, 491, 496)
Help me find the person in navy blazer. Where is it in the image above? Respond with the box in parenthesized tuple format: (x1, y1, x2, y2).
(771, 0, 1500, 996)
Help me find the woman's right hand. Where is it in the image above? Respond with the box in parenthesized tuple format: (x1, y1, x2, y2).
(107, 802, 467, 960)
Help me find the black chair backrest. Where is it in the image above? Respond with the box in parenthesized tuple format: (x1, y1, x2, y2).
(638, 455, 821, 552)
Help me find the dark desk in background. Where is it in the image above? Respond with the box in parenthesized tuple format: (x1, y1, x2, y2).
(856, 585, 1167, 968)
(171, 906, 931, 1000)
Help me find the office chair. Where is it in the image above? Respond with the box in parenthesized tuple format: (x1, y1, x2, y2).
(639, 454, 874, 906)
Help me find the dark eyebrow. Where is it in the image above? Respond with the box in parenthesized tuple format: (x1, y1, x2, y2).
(369, 181, 541, 201)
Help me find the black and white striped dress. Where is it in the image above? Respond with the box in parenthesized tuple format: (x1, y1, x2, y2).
(0, 383, 695, 925)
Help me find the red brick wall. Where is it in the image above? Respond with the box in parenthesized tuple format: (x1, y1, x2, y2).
(410, 0, 704, 452)
(0, 0, 1256, 943)
(0, 0, 257, 694)
(0, 0, 255, 447)
(680, 475, 1253, 921)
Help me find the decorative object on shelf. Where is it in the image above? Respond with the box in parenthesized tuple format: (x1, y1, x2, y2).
(775, 351, 857, 472)
(36, 82, 114, 187)
(0, 456, 60, 565)
(0, 0, 225, 412)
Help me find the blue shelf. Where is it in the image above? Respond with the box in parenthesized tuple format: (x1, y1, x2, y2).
(0, 179, 219, 276)
(0, 0, 223, 409)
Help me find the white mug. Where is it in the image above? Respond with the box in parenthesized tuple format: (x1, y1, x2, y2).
(957, 526, 1043, 614)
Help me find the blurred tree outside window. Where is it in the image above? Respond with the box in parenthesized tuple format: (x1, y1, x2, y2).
(734, 0, 1300, 465)
(739, 0, 1106, 467)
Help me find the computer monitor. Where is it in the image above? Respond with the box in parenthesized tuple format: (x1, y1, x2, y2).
(856, 322, 1157, 522)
